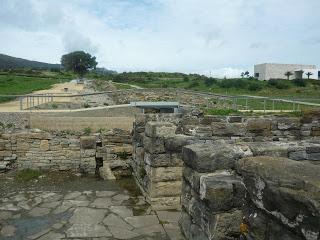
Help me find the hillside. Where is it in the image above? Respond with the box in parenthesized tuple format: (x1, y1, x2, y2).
(0, 53, 60, 70)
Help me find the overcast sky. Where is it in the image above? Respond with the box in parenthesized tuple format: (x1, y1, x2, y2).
(1, 0, 319, 77)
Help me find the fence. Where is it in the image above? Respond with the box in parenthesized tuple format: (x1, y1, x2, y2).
(0, 88, 319, 112)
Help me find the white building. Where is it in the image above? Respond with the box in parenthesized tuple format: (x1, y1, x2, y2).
(254, 63, 320, 81)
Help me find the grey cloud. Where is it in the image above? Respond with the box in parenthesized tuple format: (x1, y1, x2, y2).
(62, 32, 99, 54)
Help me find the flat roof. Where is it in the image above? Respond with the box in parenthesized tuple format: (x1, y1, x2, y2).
(130, 101, 180, 108)
(255, 63, 317, 68)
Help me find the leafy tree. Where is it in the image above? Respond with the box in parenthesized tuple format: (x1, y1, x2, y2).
(204, 77, 216, 86)
(293, 78, 306, 87)
(61, 51, 97, 78)
(306, 72, 313, 79)
(284, 71, 293, 80)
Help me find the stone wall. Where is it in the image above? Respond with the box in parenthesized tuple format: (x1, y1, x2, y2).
(180, 141, 320, 240)
(0, 129, 133, 178)
(131, 113, 320, 209)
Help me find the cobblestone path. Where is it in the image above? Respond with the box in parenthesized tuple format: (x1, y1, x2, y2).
(0, 174, 184, 240)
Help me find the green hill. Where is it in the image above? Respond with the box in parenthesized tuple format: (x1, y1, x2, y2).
(0, 53, 60, 70)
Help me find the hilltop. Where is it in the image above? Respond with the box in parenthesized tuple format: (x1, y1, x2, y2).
(0, 53, 60, 70)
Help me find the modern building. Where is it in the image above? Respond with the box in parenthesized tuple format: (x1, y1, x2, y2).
(130, 101, 180, 113)
(254, 63, 320, 81)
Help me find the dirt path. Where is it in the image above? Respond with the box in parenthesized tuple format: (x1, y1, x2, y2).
(0, 81, 85, 112)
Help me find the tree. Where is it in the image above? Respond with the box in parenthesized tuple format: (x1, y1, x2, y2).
(61, 51, 97, 78)
(284, 71, 293, 80)
(306, 72, 313, 79)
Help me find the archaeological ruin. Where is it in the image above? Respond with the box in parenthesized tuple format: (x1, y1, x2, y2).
(0, 88, 319, 240)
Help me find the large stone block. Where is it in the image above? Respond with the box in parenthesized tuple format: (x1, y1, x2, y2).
(80, 136, 96, 149)
(144, 152, 183, 167)
(40, 140, 49, 151)
(164, 135, 196, 154)
(277, 117, 301, 130)
(248, 142, 291, 157)
(143, 135, 165, 154)
(246, 118, 272, 136)
(182, 143, 252, 172)
(211, 122, 246, 137)
(146, 165, 182, 182)
(145, 122, 177, 138)
(237, 156, 320, 239)
(148, 180, 182, 198)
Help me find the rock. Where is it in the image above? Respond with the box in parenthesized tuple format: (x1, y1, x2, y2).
(0, 225, 16, 237)
(182, 143, 251, 172)
(99, 164, 116, 180)
(125, 215, 159, 228)
(144, 152, 183, 167)
(103, 213, 133, 230)
(237, 156, 320, 239)
(108, 225, 140, 239)
(80, 136, 96, 149)
(66, 224, 111, 238)
(246, 118, 272, 135)
(277, 117, 301, 130)
(143, 135, 166, 154)
(146, 165, 182, 182)
(145, 122, 177, 138)
(28, 207, 50, 217)
(90, 198, 112, 208)
(69, 207, 107, 224)
(40, 140, 49, 151)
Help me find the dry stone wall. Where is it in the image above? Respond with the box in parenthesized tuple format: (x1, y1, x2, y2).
(180, 142, 320, 240)
(0, 129, 133, 177)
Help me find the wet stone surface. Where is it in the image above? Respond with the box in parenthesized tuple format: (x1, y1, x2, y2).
(0, 172, 184, 240)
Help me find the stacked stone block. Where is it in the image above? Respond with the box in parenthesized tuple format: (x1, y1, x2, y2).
(96, 129, 133, 178)
(0, 133, 16, 172)
(15, 131, 81, 171)
(237, 156, 320, 240)
(180, 143, 251, 240)
(80, 136, 97, 174)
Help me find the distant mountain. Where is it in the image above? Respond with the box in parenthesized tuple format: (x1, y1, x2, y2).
(0, 53, 60, 70)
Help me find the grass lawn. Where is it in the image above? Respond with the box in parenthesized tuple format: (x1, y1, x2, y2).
(0, 71, 72, 102)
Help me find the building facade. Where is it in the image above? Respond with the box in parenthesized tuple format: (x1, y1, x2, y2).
(254, 63, 320, 80)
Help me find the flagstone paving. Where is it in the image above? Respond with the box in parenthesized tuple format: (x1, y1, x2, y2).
(0, 173, 185, 240)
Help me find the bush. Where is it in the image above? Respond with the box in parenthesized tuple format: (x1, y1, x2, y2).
(293, 78, 306, 87)
(248, 82, 262, 91)
(16, 169, 41, 182)
(268, 79, 289, 89)
(83, 127, 92, 135)
(204, 77, 217, 86)
(188, 80, 200, 88)
(218, 79, 248, 89)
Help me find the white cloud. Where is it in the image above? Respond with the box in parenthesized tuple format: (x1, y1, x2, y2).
(0, 0, 319, 77)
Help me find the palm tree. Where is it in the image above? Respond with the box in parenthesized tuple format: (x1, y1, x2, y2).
(306, 72, 313, 79)
(284, 71, 293, 80)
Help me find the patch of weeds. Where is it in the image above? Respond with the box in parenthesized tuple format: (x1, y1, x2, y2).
(51, 103, 58, 109)
(83, 127, 92, 135)
(16, 169, 42, 182)
(6, 123, 15, 129)
(118, 151, 129, 160)
(204, 108, 242, 116)
(97, 128, 105, 133)
(159, 220, 170, 225)
(84, 102, 91, 108)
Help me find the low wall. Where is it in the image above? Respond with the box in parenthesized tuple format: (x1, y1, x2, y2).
(180, 142, 320, 240)
(131, 113, 320, 210)
(30, 116, 134, 131)
(0, 129, 133, 178)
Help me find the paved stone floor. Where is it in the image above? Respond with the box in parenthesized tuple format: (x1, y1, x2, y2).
(0, 173, 184, 240)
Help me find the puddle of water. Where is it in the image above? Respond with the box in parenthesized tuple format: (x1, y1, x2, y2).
(4, 211, 72, 240)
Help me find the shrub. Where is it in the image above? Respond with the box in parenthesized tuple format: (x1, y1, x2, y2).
(293, 78, 306, 87)
(16, 169, 41, 182)
(248, 82, 262, 91)
(204, 77, 217, 86)
(275, 81, 289, 89)
(218, 79, 248, 89)
(83, 127, 92, 135)
(188, 80, 200, 88)
(118, 151, 129, 160)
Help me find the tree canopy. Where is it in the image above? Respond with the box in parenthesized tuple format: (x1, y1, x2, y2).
(61, 51, 97, 77)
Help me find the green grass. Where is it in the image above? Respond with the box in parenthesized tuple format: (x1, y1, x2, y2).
(16, 169, 42, 182)
(204, 108, 241, 116)
(0, 71, 72, 102)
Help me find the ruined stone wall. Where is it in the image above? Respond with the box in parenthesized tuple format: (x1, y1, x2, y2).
(0, 129, 133, 177)
(180, 142, 320, 240)
(131, 113, 320, 209)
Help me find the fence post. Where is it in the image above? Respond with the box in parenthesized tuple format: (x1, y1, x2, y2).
(272, 100, 275, 111)
(20, 97, 23, 110)
(264, 100, 266, 113)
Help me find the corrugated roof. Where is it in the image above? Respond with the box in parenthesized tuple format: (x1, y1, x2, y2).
(130, 101, 180, 108)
